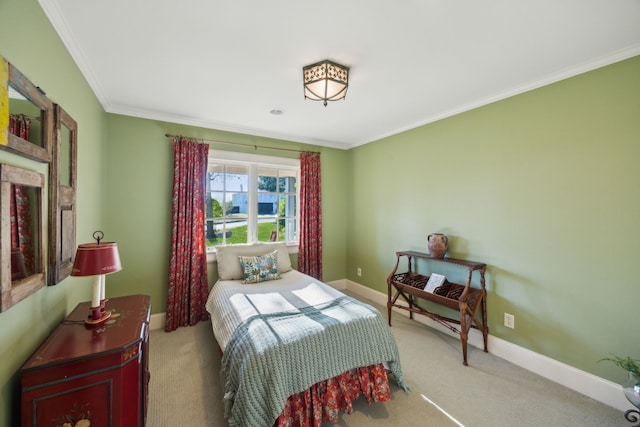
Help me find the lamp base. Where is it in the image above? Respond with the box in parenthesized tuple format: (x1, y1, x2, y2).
(85, 306, 112, 327)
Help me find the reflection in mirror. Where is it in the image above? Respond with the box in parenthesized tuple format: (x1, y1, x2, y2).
(48, 104, 77, 285)
(1, 56, 52, 163)
(1, 164, 45, 311)
(8, 84, 45, 149)
(59, 121, 71, 186)
(9, 184, 40, 280)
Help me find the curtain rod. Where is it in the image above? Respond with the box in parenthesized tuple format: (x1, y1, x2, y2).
(165, 133, 320, 154)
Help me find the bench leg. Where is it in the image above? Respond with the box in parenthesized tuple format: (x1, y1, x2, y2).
(482, 295, 489, 352)
(460, 308, 469, 366)
(461, 334, 469, 366)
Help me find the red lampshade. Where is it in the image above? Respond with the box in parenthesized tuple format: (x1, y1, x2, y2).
(71, 242, 122, 277)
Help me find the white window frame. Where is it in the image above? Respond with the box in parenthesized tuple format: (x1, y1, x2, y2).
(206, 149, 300, 258)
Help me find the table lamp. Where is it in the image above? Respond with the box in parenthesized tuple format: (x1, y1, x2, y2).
(71, 231, 122, 326)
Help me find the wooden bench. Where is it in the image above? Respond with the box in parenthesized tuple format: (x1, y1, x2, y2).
(387, 250, 488, 365)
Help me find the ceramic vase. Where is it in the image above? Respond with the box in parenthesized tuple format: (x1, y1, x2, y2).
(624, 371, 640, 409)
(427, 233, 448, 259)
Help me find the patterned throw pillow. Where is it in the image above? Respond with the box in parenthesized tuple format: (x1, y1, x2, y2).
(238, 250, 281, 284)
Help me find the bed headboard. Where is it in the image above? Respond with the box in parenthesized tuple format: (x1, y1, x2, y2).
(215, 242, 292, 280)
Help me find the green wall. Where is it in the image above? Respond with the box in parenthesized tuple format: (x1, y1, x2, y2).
(0, 0, 109, 425)
(104, 114, 348, 313)
(0, 0, 638, 424)
(346, 56, 640, 384)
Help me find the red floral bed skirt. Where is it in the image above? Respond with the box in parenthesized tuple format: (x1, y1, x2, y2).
(275, 363, 391, 427)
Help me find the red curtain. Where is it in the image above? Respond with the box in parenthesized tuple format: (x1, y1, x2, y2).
(8, 115, 34, 277)
(165, 137, 210, 332)
(298, 152, 322, 280)
(10, 186, 35, 277)
(9, 114, 31, 140)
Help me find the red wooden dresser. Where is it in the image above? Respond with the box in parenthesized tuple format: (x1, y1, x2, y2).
(20, 294, 151, 427)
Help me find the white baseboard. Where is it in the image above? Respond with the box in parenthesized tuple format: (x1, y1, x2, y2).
(338, 278, 633, 412)
(150, 312, 165, 331)
(150, 278, 632, 412)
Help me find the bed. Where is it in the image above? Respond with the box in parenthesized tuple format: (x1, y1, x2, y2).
(206, 242, 409, 427)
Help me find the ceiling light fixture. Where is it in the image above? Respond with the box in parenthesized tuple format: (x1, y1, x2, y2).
(303, 60, 349, 106)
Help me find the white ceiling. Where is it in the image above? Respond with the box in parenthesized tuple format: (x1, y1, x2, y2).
(39, 0, 640, 150)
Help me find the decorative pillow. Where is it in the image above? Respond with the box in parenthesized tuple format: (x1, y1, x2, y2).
(238, 250, 281, 284)
(216, 242, 292, 280)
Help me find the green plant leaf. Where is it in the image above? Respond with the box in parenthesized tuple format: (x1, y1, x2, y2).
(599, 354, 640, 376)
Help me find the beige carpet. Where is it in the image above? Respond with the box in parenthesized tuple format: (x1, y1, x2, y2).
(147, 320, 457, 426)
(148, 292, 627, 426)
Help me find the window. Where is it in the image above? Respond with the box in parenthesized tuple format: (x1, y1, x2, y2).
(205, 150, 299, 249)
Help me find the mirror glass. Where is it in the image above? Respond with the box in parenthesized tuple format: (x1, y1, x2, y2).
(48, 104, 77, 285)
(59, 121, 71, 186)
(10, 184, 41, 281)
(8, 84, 45, 149)
(1, 163, 45, 312)
(1, 57, 52, 163)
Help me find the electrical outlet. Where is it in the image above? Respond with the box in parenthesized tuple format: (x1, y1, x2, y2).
(504, 312, 515, 329)
(357, 267, 362, 277)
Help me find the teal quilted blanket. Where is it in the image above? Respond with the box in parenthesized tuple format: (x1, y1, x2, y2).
(221, 295, 409, 427)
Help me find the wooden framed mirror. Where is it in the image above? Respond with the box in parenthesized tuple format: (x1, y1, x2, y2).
(1, 56, 52, 163)
(0, 164, 46, 311)
(48, 104, 77, 285)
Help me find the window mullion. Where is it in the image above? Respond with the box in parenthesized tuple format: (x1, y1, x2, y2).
(247, 164, 258, 243)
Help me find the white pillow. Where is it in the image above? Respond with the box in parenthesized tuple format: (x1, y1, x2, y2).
(215, 242, 292, 280)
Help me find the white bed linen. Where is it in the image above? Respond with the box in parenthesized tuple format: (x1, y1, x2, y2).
(205, 269, 345, 351)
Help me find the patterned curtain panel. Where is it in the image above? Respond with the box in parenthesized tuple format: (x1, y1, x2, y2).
(298, 152, 322, 280)
(9, 114, 31, 139)
(10, 186, 35, 276)
(8, 115, 34, 277)
(165, 137, 210, 332)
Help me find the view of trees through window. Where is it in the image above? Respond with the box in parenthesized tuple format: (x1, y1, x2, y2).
(205, 157, 298, 248)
